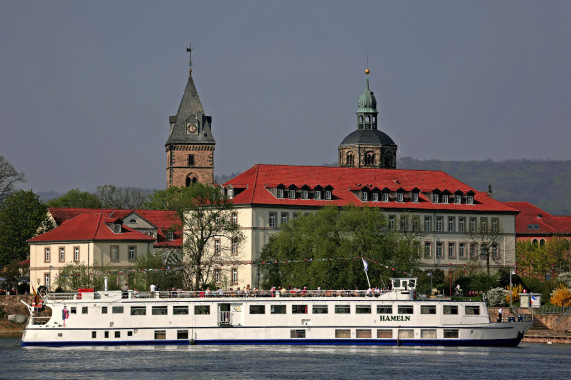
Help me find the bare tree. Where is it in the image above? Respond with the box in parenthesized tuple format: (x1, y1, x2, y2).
(466, 217, 503, 275)
(0, 155, 25, 204)
(96, 185, 149, 209)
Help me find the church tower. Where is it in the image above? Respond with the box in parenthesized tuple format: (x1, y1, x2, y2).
(338, 68, 397, 169)
(166, 45, 215, 187)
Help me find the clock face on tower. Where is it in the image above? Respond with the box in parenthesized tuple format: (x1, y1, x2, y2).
(186, 115, 199, 134)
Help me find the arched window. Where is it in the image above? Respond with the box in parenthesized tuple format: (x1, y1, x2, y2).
(365, 151, 375, 166)
(532, 239, 538, 246)
(346, 152, 354, 166)
(539, 239, 545, 246)
(186, 175, 198, 187)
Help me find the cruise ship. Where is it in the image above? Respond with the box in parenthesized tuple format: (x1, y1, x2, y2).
(21, 278, 532, 347)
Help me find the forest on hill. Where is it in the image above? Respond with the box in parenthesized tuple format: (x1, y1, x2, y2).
(216, 158, 570, 215)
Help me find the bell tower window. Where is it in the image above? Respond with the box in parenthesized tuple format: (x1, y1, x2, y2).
(365, 152, 375, 166)
(346, 152, 354, 166)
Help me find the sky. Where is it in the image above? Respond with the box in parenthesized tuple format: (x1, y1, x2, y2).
(1, 0, 570, 194)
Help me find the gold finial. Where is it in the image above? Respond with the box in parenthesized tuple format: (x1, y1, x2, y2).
(365, 68, 370, 74)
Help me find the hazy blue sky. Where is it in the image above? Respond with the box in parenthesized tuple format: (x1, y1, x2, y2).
(1, 1, 570, 193)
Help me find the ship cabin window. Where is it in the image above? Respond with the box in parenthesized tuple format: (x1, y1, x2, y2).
(70, 307, 77, 314)
(377, 305, 393, 314)
(271, 305, 286, 314)
(154, 330, 166, 340)
(292, 305, 308, 314)
(102, 307, 108, 314)
(82, 306, 88, 314)
(444, 329, 459, 338)
(443, 305, 459, 315)
(377, 329, 393, 338)
(291, 330, 306, 338)
(356, 329, 372, 338)
(356, 305, 371, 314)
(398, 329, 414, 339)
(250, 305, 265, 314)
(128, 331, 133, 337)
(152, 306, 168, 315)
(334, 305, 350, 314)
(465, 305, 480, 315)
(115, 331, 120, 338)
(421, 329, 437, 339)
(92, 331, 96, 339)
(398, 305, 414, 314)
(173, 306, 189, 315)
(420, 305, 436, 315)
(335, 329, 351, 338)
(312, 305, 328, 314)
(131, 306, 146, 316)
(195, 305, 210, 315)
(177, 330, 189, 339)
(104, 331, 109, 338)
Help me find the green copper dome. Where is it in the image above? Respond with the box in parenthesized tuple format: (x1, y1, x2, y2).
(357, 75, 377, 113)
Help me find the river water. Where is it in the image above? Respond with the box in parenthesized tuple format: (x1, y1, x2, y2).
(1, 336, 569, 379)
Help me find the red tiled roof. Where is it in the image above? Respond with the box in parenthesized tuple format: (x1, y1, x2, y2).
(225, 164, 517, 213)
(28, 213, 156, 243)
(504, 202, 571, 235)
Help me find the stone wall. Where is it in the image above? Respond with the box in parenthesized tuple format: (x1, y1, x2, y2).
(0, 295, 32, 316)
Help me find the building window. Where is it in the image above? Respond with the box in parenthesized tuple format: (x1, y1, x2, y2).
(214, 239, 221, 256)
(382, 192, 389, 202)
(491, 244, 499, 259)
(411, 216, 420, 232)
(424, 242, 431, 258)
(44, 273, 50, 288)
(455, 194, 462, 204)
(448, 243, 455, 259)
(301, 190, 308, 199)
(362, 191, 368, 201)
(289, 189, 296, 199)
(128, 246, 136, 261)
(412, 192, 419, 203)
(436, 217, 443, 231)
(59, 247, 65, 262)
(227, 187, 233, 198)
(281, 212, 289, 225)
(314, 190, 321, 200)
(432, 194, 439, 203)
(389, 215, 395, 230)
(491, 218, 499, 233)
(400, 216, 408, 231)
(232, 212, 238, 225)
(365, 152, 375, 166)
(292, 212, 298, 219)
(277, 189, 284, 198)
(467, 195, 474, 204)
(459, 243, 465, 258)
(325, 190, 332, 200)
(187, 154, 195, 166)
(231, 268, 238, 284)
(346, 152, 354, 166)
(424, 216, 431, 232)
(397, 192, 404, 202)
(458, 218, 465, 232)
(436, 242, 443, 258)
(469, 218, 476, 232)
(167, 231, 174, 241)
(448, 217, 455, 232)
(442, 194, 449, 204)
(74, 246, 80, 262)
(480, 218, 488, 232)
(470, 244, 477, 258)
(214, 269, 221, 283)
(44, 247, 50, 262)
(111, 245, 119, 261)
(372, 192, 379, 202)
(232, 239, 238, 256)
(269, 212, 277, 228)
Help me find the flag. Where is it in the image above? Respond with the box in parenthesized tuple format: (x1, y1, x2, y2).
(362, 258, 368, 272)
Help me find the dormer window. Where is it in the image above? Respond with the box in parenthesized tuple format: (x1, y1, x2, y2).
(432, 194, 439, 203)
(397, 192, 404, 202)
(301, 190, 308, 199)
(325, 190, 332, 200)
(455, 195, 461, 204)
(227, 188, 234, 199)
(114, 224, 121, 233)
(467, 195, 474, 205)
(289, 189, 296, 199)
(382, 193, 389, 202)
(442, 195, 449, 204)
(277, 189, 284, 198)
(129, 219, 137, 223)
(362, 192, 368, 201)
(167, 231, 174, 241)
(372, 192, 379, 202)
(411, 192, 419, 203)
(314, 190, 322, 200)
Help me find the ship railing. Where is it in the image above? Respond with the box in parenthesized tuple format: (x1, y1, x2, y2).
(127, 289, 390, 299)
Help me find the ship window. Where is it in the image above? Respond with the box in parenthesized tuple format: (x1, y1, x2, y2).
(102, 307, 108, 314)
(92, 331, 96, 339)
(312, 305, 328, 314)
(115, 331, 120, 338)
(443, 305, 458, 315)
(195, 305, 210, 315)
(335, 329, 351, 338)
(250, 305, 266, 314)
(335, 305, 350, 314)
(421, 305, 436, 315)
(377, 329, 393, 338)
(356, 329, 372, 338)
(377, 305, 392, 314)
(421, 329, 437, 339)
(292, 305, 308, 314)
(104, 331, 109, 338)
(112, 306, 123, 314)
(131, 306, 146, 316)
(177, 330, 189, 339)
(444, 329, 459, 338)
(128, 331, 133, 337)
(70, 307, 77, 314)
(82, 306, 88, 314)
(398, 305, 414, 314)
(356, 305, 371, 314)
(152, 306, 168, 315)
(290, 330, 306, 338)
(154, 330, 166, 340)
(271, 305, 286, 314)
(465, 305, 480, 315)
(173, 306, 189, 315)
(398, 329, 414, 339)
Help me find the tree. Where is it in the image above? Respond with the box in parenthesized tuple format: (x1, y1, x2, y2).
(53, 262, 91, 291)
(131, 253, 184, 291)
(260, 206, 422, 290)
(0, 155, 25, 204)
(96, 185, 148, 209)
(145, 184, 244, 290)
(466, 217, 504, 275)
(516, 238, 571, 279)
(0, 190, 52, 268)
(47, 188, 102, 208)
(550, 284, 571, 307)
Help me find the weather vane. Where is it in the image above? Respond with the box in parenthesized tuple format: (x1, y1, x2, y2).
(186, 42, 194, 71)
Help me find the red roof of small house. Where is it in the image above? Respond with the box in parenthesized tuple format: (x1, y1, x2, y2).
(504, 202, 571, 236)
(224, 164, 517, 213)
(27, 213, 156, 243)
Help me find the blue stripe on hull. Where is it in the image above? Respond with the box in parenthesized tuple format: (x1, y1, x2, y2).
(22, 337, 522, 348)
